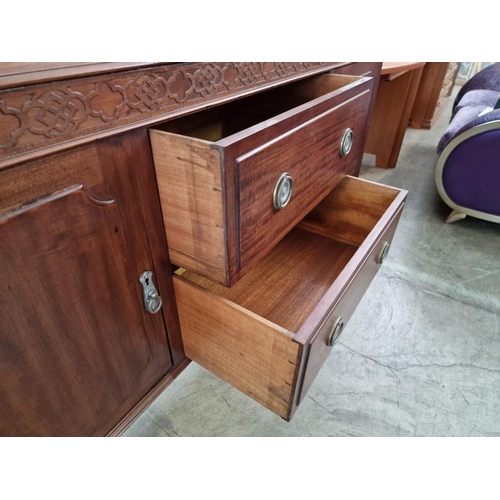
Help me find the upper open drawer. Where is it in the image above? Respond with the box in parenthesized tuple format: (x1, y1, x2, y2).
(149, 73, 372, 286)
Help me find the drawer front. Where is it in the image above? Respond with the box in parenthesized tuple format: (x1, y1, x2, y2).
(237, 88, 372, 271)
(297, 204, 404, 405)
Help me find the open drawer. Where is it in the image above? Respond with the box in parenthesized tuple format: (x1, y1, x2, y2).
(149, 73, 373, 286)
(173, 176, 407, 420)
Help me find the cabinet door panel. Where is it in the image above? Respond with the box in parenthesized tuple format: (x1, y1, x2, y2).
(0, 131, 173, 436)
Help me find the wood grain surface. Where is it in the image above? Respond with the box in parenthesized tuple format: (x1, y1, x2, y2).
(173, 274, 301, 419)
(182, 228, 357, 333)
(365, 65, 424, 168)
(299, 175, 402, 245)
(410, 62, 458, 129)
(236, 87, 371, 271)
(0, 62, 154, 89)
(149, 130, 228, 284)
(297, 205, 405, 406)
(174, 177, 407, 419)
(0, 131, 178, 436)
(1, 63, 386, 433)
(0, 62, 345, 170)
(150, 73, 372, 286)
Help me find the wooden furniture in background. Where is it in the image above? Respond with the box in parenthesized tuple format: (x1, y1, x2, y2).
(365, 62, 425, 168)
(410, 62, 459, 129)
(1, 62, 400, 435)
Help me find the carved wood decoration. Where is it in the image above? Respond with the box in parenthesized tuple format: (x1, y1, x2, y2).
(0, 62, 340, 167)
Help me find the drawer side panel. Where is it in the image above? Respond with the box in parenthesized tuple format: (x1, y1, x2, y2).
(149, 130, 228, 283)
(173, 275, 301, 419)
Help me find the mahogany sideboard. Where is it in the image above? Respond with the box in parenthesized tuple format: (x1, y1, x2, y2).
(0, 62, 406, 436)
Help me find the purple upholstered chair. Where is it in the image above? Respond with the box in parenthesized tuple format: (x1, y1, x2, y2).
(436, 63, 500, 223)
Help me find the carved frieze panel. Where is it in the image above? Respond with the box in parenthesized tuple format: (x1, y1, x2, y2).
(0, 62, 338, 165)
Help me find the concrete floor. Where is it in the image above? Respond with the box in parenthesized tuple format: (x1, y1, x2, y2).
(125, 88, 500, 437)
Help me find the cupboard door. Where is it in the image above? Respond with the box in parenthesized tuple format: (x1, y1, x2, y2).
(0, 130, 175, 436)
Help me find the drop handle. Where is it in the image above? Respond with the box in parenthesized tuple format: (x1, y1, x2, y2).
(139, 271, 163, 314)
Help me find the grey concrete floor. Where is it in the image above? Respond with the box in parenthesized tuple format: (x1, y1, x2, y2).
(125, 88, 500, 437)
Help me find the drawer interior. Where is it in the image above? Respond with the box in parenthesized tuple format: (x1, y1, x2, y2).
(155, 74, 360, 142)
(177, 176, 401, 334)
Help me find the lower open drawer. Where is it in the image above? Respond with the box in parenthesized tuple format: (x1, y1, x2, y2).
(173, 176, 407, 420)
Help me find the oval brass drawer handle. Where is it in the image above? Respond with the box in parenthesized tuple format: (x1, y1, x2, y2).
(273, 172, 294, 210)
(340, 128, 354, 157)
(327, 317, 345, 347)
(377, 241, 391, 264)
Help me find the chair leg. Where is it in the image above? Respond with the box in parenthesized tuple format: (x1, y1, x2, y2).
(445, 210, 467, 224)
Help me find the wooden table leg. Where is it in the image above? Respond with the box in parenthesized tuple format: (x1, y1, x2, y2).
(365, 66, 424, 168)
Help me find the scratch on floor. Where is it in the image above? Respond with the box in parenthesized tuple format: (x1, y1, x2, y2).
(423, 224, 446, 257)
(385, 272, 500, 316)
(456, 268, 500, 286)
(493, 301, 498, 340)
(422, 210, 434, 238)
(339, 342, 500, 375)
(457, 389, 470, 406)
(147, 413, 180, 437)
(219, 393, 232, 409)
(307, 394, 337, 418)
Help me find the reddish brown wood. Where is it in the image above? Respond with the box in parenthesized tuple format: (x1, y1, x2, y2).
(236, 80, 371, 272)
(223, 76, 373, 286)
(151, 74, 373, 286)
(183, 229, 358, 333)
(380, 62, 426, 77)
(365, 63, 425, 168)
(410, 62, 458, 129)
(330, 63, 383, 177)
(173, 177, 407, 420)
(0, 131, 176, 436)
(331, 62, 380, 77)
(0, 62, 346, 170)
(108, 357, 191, 437)
(96, 130, 185, 365)
(174, 273, 301, 418)
(0, 62, 156, 90)
(0, 62, 395, 433)
(296, 203, 404, 408)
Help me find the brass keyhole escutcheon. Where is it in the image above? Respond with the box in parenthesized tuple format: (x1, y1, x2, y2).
(139, 271, 163, 314)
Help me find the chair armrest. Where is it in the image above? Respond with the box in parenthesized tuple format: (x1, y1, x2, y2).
(453, 63, 500, 109)
(438, 108, 500, 155)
